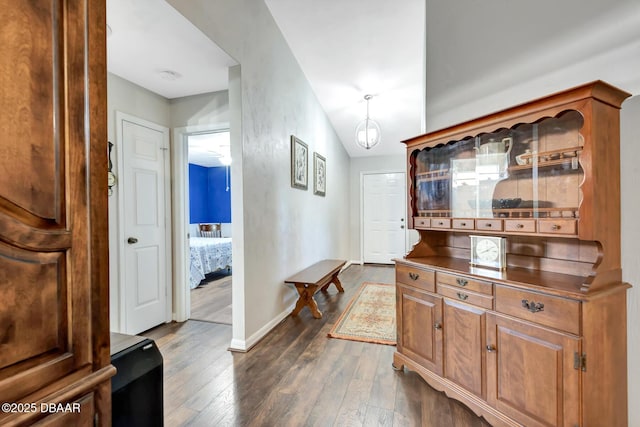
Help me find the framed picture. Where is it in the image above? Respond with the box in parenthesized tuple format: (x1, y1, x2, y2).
(291, 135, 308, 190)
(313, 152, 326, 196)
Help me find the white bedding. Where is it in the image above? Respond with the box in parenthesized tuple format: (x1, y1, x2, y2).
(189, 237, 232, 289)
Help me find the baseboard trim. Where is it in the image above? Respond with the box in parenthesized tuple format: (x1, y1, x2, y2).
(228, 302, 296, 352)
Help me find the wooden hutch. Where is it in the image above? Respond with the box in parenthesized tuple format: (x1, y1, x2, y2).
(394, 81, 631, 427)
(0, 1, 114, 425)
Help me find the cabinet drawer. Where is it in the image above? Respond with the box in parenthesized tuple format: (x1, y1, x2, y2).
(452, 219, 474, 230)
(413, 217, 430, 228)
(475, 219, 502, 231)
(495, 285, 580, 335)
(504, 219, 536, 233)
(396, 264, 435, 292)
(538, 219, 577, 235)
(437, 272, 493, 295)
(431, 218, 451, 229)
(438, 284, 493, 309)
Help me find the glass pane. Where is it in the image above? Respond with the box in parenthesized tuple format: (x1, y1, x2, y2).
(500, 111, 583, 219)
(413, 110, 584, 220)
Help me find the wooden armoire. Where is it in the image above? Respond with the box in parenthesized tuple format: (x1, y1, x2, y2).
(0, 1, 114, 425)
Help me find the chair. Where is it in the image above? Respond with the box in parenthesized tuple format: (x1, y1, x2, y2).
(199, 223, 221, 237)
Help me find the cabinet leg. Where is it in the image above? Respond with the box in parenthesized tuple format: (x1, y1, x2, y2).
(392, 353, 405, 371)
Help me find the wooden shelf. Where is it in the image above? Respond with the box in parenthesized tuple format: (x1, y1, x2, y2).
(415, 170, 450, 182)
(416, 207, 579, 219)
(510, 146, 582, 172)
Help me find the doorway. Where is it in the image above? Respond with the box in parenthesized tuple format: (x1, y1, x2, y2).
(362, 172, 407, 264)
(186, 131, 233, 325)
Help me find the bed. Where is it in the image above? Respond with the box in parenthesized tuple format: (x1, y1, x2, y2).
(189, 237, 232, 289)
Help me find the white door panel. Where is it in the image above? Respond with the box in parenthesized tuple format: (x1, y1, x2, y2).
(363, 173, 406, 264)
(121, 117, 170, 334)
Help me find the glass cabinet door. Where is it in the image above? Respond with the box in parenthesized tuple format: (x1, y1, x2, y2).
(412, 111, 584, 223)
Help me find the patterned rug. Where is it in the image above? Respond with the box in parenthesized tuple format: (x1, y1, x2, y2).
(328, 282, 396, 345)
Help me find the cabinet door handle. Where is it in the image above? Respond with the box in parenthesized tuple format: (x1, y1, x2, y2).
(408, 272, 419, 281)
(521, 299, 545, 313)
(456, 278, 468, 287)
(434, 322, 442, 330)
(456, 292, 468, 301)
(486, 345, 496, 353)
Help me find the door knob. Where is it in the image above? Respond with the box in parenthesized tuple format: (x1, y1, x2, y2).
(127, 237, 138, 244)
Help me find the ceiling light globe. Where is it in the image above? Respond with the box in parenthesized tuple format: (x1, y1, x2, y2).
(355, 118, 381, 150)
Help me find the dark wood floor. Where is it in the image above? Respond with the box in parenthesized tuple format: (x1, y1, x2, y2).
(190, 271, 232, 324)
(145, 264, 491, 427)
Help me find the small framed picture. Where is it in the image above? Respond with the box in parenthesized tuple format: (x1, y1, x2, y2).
(291, 135, 308, 190)
(313, 152, 326, 196)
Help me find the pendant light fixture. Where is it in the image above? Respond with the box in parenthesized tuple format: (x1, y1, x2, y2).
(355, 94, 381, 150)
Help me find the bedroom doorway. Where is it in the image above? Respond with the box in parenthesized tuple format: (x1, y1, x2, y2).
(187, 131, 233, 325)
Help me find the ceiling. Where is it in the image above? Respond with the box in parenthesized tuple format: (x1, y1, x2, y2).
(106, 0, 425, 160)
(106, 0, 236, 99)
(187, 132, 231, 168)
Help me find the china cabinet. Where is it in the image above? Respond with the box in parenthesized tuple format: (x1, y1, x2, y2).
(394, 81, 630, 426)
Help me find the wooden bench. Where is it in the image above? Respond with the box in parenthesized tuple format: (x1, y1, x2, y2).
(285, 259, 346, 319)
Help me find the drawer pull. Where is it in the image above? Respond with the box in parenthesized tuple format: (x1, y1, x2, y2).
(485, 223, 492, 227)
(434, 322, 442, 330)
(457, 292, 468, 301)
(408, 272, 419, 281)
(460, 222, 466, 226)
(522, 299, 545, 313)
(486, 345, 496, 353)
(516, 223, 524, 229)
(456, 278, 468, 287)
(438, 221, 444, 226)
(552, 224, 561, 230)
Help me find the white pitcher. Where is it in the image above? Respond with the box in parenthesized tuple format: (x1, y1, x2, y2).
(477, 137, 513, 156)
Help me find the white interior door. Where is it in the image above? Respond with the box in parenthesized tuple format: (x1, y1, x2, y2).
(363, 172, 407, 264)
(120, 115, 171, 334)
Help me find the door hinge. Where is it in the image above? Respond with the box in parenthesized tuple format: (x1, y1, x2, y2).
(573, 352, 586, 371)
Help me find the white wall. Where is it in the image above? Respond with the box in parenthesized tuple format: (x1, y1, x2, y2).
(170, 90, 229, 128)
(167, 0, 351, 348)
(620, 95, 640, 427)
(424, 1, 640, 424)
(107, 73, 171, 332)
(425, 0, 640, 131)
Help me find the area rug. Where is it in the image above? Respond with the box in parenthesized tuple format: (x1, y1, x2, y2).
(328, 282, 396, 346)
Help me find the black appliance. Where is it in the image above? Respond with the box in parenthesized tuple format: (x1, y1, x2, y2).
(111, 332, 164, 427)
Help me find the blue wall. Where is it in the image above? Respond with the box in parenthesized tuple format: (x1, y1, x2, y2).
(189, 163, 231, 223)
